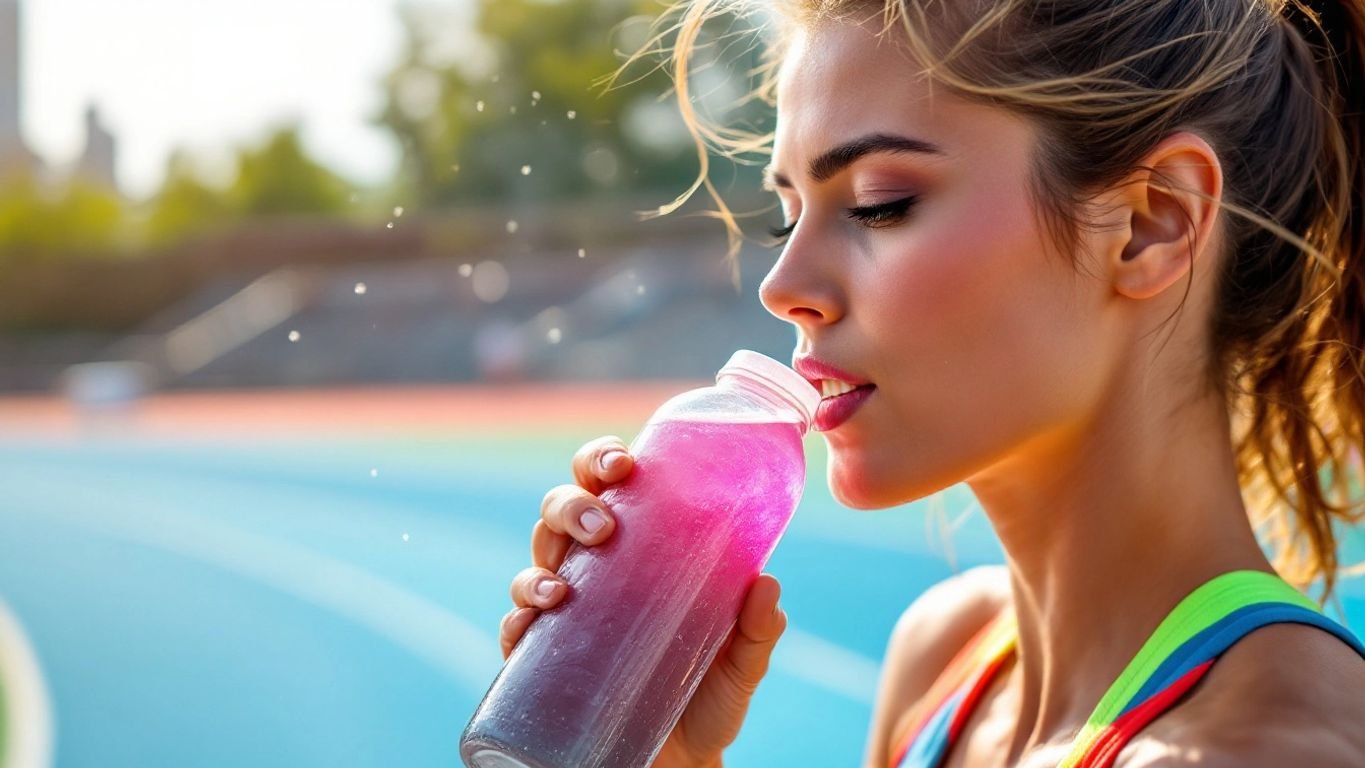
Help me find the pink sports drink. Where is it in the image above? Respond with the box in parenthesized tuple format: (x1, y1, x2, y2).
(459, 350, 819, 768)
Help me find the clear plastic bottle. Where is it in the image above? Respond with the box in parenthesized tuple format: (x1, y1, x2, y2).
(459, 349, 819, 768)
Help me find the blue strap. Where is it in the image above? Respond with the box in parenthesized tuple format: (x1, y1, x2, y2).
(896, 687, 962, 768)
(1119, 602, 1365, 718)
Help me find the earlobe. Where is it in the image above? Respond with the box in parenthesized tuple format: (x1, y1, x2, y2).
(1111, 132, 1223, 302)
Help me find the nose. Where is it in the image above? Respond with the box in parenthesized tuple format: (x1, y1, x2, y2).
(758, 234, 845, 332)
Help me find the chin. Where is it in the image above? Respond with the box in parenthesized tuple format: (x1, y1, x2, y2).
(827, 459, 904, 510)
(827, 451, 947, 510)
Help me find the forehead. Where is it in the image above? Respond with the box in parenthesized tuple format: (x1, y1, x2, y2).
(772, 20, 1023, 166)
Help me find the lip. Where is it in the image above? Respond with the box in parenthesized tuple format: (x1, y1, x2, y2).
(793, 355, 876, 431)
(814, 386, 874, 431)
(792, 356, 872, 388)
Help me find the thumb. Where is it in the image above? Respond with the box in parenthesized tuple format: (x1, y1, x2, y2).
(716, 573, 786, 693)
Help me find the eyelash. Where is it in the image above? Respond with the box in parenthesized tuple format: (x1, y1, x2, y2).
(767, 195, 919, 245)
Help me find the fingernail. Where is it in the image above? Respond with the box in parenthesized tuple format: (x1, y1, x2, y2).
(535, 580, 558, 601)
(580, 508, 606, 535)
(599, 450, 627, 473)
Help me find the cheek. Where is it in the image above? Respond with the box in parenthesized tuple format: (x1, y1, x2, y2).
(843, 180, 1103, 504)
(873, 180, 1069, 377)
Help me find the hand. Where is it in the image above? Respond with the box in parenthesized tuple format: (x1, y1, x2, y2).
(500, 436, 788, 768)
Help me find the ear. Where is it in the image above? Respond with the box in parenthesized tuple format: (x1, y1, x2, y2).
(1105, 131, 1223, 301)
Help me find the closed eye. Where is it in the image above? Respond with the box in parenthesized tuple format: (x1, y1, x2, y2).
(847, 195, 918, 227)
(767, 194, 918, 248)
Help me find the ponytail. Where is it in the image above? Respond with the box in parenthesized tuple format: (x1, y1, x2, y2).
(1231, 0, 1365, 602)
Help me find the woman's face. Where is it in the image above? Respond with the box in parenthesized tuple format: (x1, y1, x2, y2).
(764, 19, 1122, 509)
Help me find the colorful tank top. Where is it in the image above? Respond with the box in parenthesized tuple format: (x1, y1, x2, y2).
(889, 570, 1365, 768)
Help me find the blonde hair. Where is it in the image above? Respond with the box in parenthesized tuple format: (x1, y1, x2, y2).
(615, 0, 1365, 602)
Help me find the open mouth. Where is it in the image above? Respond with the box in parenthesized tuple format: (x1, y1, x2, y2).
(818, 379, 868, 399)
(813, 383, 876, 431)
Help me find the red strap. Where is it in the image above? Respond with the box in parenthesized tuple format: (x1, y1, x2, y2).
(1076, 659, 1215, 768)
(946, 644, 1014, 743)
(886, 608, 1014, 768)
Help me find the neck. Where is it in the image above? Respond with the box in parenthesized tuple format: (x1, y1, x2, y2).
(966, 380, 1274, 759)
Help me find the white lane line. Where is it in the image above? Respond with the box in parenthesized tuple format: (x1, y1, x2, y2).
(40, 504, 505, 694)
(0, 598, 54, 768)
(771, 625, 881, 705)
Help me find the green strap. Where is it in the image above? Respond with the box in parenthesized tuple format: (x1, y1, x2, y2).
(1057, 570, 1318, 767)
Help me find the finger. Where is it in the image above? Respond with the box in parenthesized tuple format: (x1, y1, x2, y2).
(531, 519, 573, 571)
(509, 566, 568, 609)
(499, 607, 537, 659)
(540, 484, 615, 546)
(571, 435, 635, 493)
(716, 574, 787, 694)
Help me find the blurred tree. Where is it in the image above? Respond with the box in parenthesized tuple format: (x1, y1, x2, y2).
(145, 151, 234, 245)
(229, 126, 351, 217)
(145, 127, 352, 246)
(0, 174, 124, 260)
(375, 0, 761, 210)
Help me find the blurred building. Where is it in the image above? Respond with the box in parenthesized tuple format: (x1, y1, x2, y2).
(73, 104, 117, 190)
(0, 0, 120, 191)
(0, 0, 40, 180)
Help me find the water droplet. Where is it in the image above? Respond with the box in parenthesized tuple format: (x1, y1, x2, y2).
(521, 165, 532, 176)
(401, 532, 410, 543)
(531, 90, 541, 101)
(451, 164, 461, 173)
(577, 248, 586, 258)
(471, 261, 511, 303)
(506, 220, 519, 234)
(547, 327, 562, 344)
(459, 263, 473, 277)
(476, 100, 486, 112)
(393, 206, 404, 217)
(582, 145, 620, 184)
(509, 105, 517, 114)
(386, 221, 395, 229)
(566, 110, 577, 120)
(354, 282, 368, 295)
(370, 468, 379, 478)
(288, 330, 301, 342)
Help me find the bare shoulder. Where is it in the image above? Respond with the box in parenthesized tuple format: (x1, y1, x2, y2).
(1118, 621, 1365, 768)
(862, 564, 1012, 768)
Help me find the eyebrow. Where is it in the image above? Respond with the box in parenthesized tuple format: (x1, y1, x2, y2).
(763, 132, 944, 189)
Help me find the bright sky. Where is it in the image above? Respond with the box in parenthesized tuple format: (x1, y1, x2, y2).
(22, 0, 468, 199)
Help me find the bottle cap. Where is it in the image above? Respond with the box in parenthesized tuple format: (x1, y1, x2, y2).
(717, 350, 820, 427)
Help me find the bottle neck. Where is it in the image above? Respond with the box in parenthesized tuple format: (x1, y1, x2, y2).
(715, 371, 812, 434)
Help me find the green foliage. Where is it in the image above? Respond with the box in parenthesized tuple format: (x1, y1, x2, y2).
(144, 126, 350, 248)
(228, 127, 350, 218)
(145, 152, 234, 245)
(0, 174, 124, 261)
(0, 124, 353, 260)
(375, 0, 732, 210)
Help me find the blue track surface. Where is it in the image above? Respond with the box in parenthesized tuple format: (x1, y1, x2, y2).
(0, 433, 1360, 767)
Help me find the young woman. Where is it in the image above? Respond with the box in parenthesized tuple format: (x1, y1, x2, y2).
(501, 1, 1365, 765)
